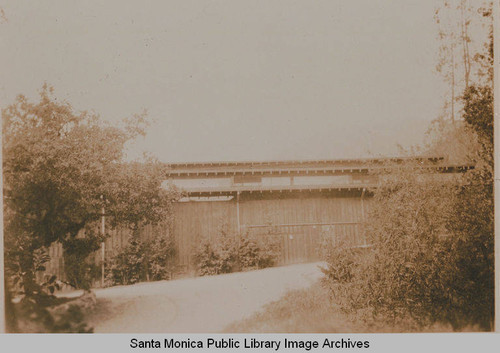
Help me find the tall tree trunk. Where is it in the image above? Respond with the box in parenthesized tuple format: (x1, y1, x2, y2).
(460, 0, 471, 90)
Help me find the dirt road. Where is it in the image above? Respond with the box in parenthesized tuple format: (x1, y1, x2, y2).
(86, 263, 324, 333)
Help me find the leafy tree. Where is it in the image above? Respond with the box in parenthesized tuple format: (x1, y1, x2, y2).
(323, 4, 494, 330)
(444, 11, 494, 329)
(463, 84, 493, 147)
(444, 79, 494, 329)
(2, 85, 178, 296)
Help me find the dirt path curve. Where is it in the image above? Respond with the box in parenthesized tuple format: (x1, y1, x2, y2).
(86, 262, 324, 333)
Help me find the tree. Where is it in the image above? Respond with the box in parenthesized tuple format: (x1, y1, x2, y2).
(2, 85, 178, 295)
(434, 0, 491, 125)
(445, 76, 494, 329)
(323, 3, 494, 331)
(435, 12, 494, 328)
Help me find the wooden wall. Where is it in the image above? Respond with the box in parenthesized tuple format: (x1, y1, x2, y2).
(239, 192, 369, 225)
(173, 200, 238, 267)
(173, 191, 371, 267)
(44, 191, 371, 285)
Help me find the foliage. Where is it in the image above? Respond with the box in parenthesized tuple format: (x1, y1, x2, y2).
(49, 304, 93, 333)
(10, 293, 94, 333)
(106, 233, 146, 285)
(194, 241, 223, 276)
(106, 231, 178, 286)
(6, 250, 93, 334)
(105, 161, 180, 231)
(225, 282, 358, 333)
(147, 232, 178, 281)
(194, 229, 237, 276)
(247, 231, 281, 269)
(463, 84, 493, 147)
(62, 235, 102, 291)
(2, 85, 179, 294)
(444, 80, 494, 329)
(194, 226, 281, 276)
(444, 31, 494, 329)
(2, 85, 180, 333)
(323, 171, 459, 330)
(237, 237, 262, 269)
(322, 1, 495, 331)
(323, 41, 494, 329)
(7, 246, 62, 300)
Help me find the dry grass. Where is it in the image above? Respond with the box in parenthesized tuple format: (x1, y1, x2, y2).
(225, 281, 360, 333)
(224, 280, 474, 333)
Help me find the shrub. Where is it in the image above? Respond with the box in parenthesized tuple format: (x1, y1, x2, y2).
(323, 61, 495, 331)
(62, 233, 102, 290)
(194, 230, 237, 276)
(237, 237, 261, 269)
(322, 166, 494, 331)
(194, 241, 224, 276)
(107, 234, 146, 285)
(11, 292, 95, 333)
(194, 227, 281, 276)
(147, 232, 178, 281)
(106, 231, 177, 286)
(6, 245, 94, 333)
(253, 232, 282, 269)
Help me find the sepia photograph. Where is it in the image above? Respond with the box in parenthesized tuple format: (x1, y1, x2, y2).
(0, 0, 497, 339)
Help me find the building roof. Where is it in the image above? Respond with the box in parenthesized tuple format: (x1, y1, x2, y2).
(164, 156, 474, 196)
(164, 156, 473, 178)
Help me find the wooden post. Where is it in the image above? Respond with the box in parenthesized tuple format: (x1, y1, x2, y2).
(236, 191, 241, 235)
(236, 191, 241, 270)
(361, 188, 367, 246)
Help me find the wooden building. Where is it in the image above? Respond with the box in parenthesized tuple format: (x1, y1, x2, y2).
(43, 156, 472, 283)
(165, 157, 471, 267)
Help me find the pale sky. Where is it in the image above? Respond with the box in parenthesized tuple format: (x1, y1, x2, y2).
(1, 0, 450, 162)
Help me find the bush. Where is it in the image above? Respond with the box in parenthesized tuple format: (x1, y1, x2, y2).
(106, 231, 177, 286)
(62, 234, 102, 290)
(194, 227, 281, 276)
(252, 231, 281, 269)
(4, 243, 94, 333)
(238, 236, 262, 269)
(194, 230, 237, 276)
(11, 292, 95, 333)
(107, 235, 145, 285)
(147, 232, 178, 281)
(322, 69, 495, 331)
(322, 166, 493, 331)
